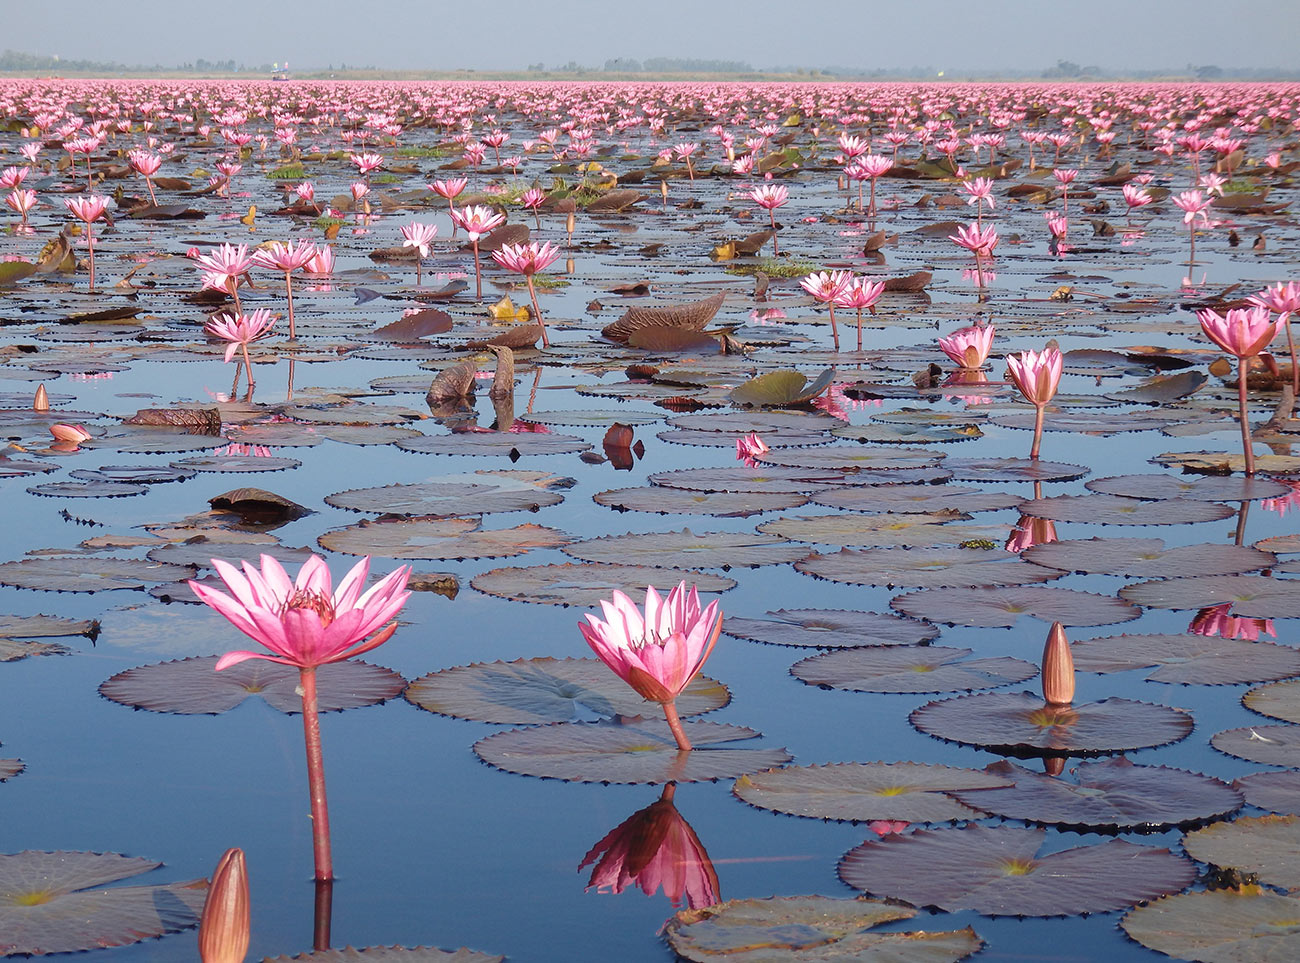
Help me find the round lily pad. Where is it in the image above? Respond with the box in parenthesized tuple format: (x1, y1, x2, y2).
(0, 614, 99, 639)
(522, 409, 662, 428)
(838, 825, 1193, 917)
(594, 487, 807, 517)
(172, 454, 303, 472)
(471, 562, 735, 607)
(662, 895, 982, 963)
(733, 761, 1014, 823)
(1185, 814, 1300, 891)
(0, 557, 196, 593)
(99, 657, 407, 714)
(942, 457, 1090, 483)
(1245, 680, 1300, 725)
(950, 758, 1242, 830)
(0, 850, 207, 955)
(666, 411, 840, 433)
(723, 609, 938, 648)
(327, 471, 570, 516)
(397, 432, 592, 456)
(69, 465, 196, 484)
(562, 529, 806, 569)
(890, 586, 1142, 628)
(1233, 771, 1300, 814)
(648, 466, 854, 494)
(0, 458, 59, 478)
(0, 638, 70, 661)
(792, 646, 1038, 694)
(1085, 474, 1291, 502)
(27, 481, 148, 498)
(1213, 725, 1300, 767)
(1019, 493, 1235, 526)
(405, 657, 728, 724)
(144, 542, 315, 571)
(1122, 886, 1300, 963)
(910, 691, 1194, 756)
(761, 513, 1010, 549)
(1023, 538, 1274, 578)
(85, 429, 227, 454)
(658, 427, 833, 449)
(797, 546, 1062, 589)
(319, 518, 569, 560)
(811, 485, 1024, 514)
(472, 717, 791, 784)
(0, 759, 23, 781)
(758, 446, 945, 472)
(1070, 634, 1300, 685)
(1120, 575, 1300, 617)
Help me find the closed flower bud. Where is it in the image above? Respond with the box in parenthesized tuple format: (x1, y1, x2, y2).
(199, 848, 250, 963)
(1041, 621, 1075, 706)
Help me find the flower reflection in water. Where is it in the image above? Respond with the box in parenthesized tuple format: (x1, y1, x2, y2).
(1188, 603, 1276, 641)
(580, 784, 719, 910)
(940, 369, 996, 407)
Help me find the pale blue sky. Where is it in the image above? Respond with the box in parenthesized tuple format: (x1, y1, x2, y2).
(11, 0, 1299, 73)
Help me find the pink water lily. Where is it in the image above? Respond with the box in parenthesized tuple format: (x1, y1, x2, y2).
(938, 323, 994, 369)
(1006, 347, 1063, 459)
(1198, 305, 1285, 475)
(492, 240, 561, 346)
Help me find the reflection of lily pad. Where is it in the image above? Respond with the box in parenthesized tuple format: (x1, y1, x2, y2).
(471, 562, 735, 607)
(838, 825, 1192, 917)
(734, 761, 1013, 822)
(1213, 725, 1300, 767)
(473, 717, 790, 784)
(910, 691, 1193, 755)
(1120, 575, 1300, 616)
(319, 518, 569, 559)
(723, 609, 937, 648)
(0, 557, 195, 593)
(792, 646, 1037, 694)
(1185, 814, 1300, 890)
(890, 586, 1142, 628)
(594, 487, 806, 517)
(562, 529, 806, 569)
(99, 657, 406, 714)
(950, 758, 1241, 830)
(0, 850, 207, 955)
(797, 546, 1061, 589)
(405, 657, 728, 723)
(1070, 633, 1300, 684)
(663, 895, 982, 963)
(1122, 886, 1300, 963)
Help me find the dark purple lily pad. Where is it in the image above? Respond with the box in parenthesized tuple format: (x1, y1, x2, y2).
(562, 529, 806, 569)
(1122, 887, 1300, 963)
(723, 609, 937, 648)
(396, 432, 592, 456)
(647, 466, 855, 494)
(1020, 494, 1235, 526)
(1244, 680, 1300, 725)
(172, 454, 303, 472)
(891, 585, 1141, 627)
(792, 646, 1038, 694)
(319, 518, 569, 559)
(1023, 538, 1274, 578)
(1184, 814, 1300, 891)
(0, 557, 195, 593)
(593, 487, 806, 517)
(326, 471, 570, 516)
(762, 513, 1008, 548)
(1234, 771, 1300, 814)
(942, 457, 1090, 483)
(758, 446, 945, 471)
(797, 546, 1061, 589)
(27, 481, 148, 498)
(1213, 725, 1300, 767)
(471, 562, 735, 607)
(811, 485, 1024, 514)
(1070, 633, 1300, 685)
(1119, 575, 1300, 617)
(1085, 474, 1291, 502)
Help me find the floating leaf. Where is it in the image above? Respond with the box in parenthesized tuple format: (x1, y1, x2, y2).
(1023, 538, 1274, 578)
(373, 308, 453, 341)
(99, 657, 406, 714)
(319, 518, 569, 560)
(729, 369, 835, 407)
(473, 717, 790, 784)
(0, 759, 23, 781)
(562, 529, 806, 569)
(1020, 494, 1234, 526)
(396, 432, 591, 457)
(1233, 771, 1300, 814)
(648, 466, 854, 494)
(1070, 633, 1300, 684)
(942, 457, 1090, 483)
(734, 762, 1013, 823)
(797, 546, 1061, 589)
(662, 896, 982, 963)
(27, 481, 147, 499)
(762, 514, 1009, 549)
(1213, 725, 1300, 767)
(0, 638, 70, 661)
(950, 758, 1241, 830)
(264, 948, 504, 963)
(760, 445, 944, 472)
(838, 825, 1193, 916)
(471, 562, 734, 607)
(723, 608, 937, 648)
(172, 454, 302, 473)
(1120, 575, 1300, 617)
(593, 487, 806, 517)
(327, 471, 570, 517)
(405, 657, 727, 724)
(792, 646, 1037, 694)
(0, 850, 206, 955)
(910, 691, 1194, 755)
(0, 614, 99, 639)
(810, 485, 1024, 514)
(890, 586, 1141, 627)
(0, 557, 194, 593)
(1185, 814, 1300, 890)
(1122, 886, 1300, 963)
(1245, 679, 1300, 724)
(1084, 474, 1291, 502)
(602, 291, 726, 343)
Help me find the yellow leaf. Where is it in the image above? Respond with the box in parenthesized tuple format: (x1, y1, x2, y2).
(240, 205, 257, 228)
(782, 112, 802, 127)
(323, 222, 340, 240)
(488, 295, 530, 322)
(710, 241, 737, 262)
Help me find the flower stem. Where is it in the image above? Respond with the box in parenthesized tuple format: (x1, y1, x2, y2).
(526, 275, 549, 348)
(1030, 403, 1045, 460)
(828, 304, 839, 353)
(1237, 356, 1255, 476)
(472, 241, 482, 301)
(298, 666, 334, 881)
(661, 700, 692, 752)
(313, 879, 333, 952)
(285, 271, 296, 339)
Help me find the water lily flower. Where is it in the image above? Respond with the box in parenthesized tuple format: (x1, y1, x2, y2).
(938, 323, 994, 369)
(1198, 305, 1285, 475)
(205, 308, 276, 389)
(579, 582, 722, 751)
(800, 270, 855, 352)
(251, 240, 317, 338)
(1006, 347, 1063, 459)
(747, 184, 788, 253)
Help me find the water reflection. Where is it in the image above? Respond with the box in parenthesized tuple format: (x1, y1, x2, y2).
(579, 784, 719, 910)
(1188, 603, 1276, 641)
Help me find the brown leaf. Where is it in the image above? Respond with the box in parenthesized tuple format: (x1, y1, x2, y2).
(373, 309, 453, 341)
(123, 408, 222, 433)
(425, 361, 478, 403)
(602, 291, 727, 343)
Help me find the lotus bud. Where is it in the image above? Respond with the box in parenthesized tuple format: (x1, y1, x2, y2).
(49, 423, 91, 443)
(1042, 756, 1066, 777)
(1041, 621, 1075, 705)
(33, 384, 49, 411)
(565, 211, 575, 244)
(199, 848, 250, 963)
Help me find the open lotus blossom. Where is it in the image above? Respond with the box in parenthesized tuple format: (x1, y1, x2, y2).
(251, 240, 317, 338)
(800, 270, 855, 352)
(519, 187, 547, 229)
(350, 151, 383, 177)
(1198, 305, 1285, 475)
(127, 149, 162, 205)
(492, 240, 562, 347)
(835, 276, 886, 351)
(400, 221, 439, 284)
(191, 553, 411, 881)
(961, 177, 995, 224)
(1173, 188, 1213, 265)
(6, 188, 37, 222)
(1121, 183, 1152, 222)
(938, 323, 995, 369)
(1249, 281, 1300, 398)
(735, 432, 769, 467)
(451, 203, 506, 300)
(846, 153, 892, 215)
(0, 166, 27, 190)
(193, 242, 254, 312)
(579, 582, 723, 751)
(580, 784, 719, 910)
(948, 221, 998, 295)
(304, 244, 335, 276)
(205, 308, 276, 389)
(1006, 346, 1063, 459)
(747, 183, 788, 253)
(64, 194, 110, 291)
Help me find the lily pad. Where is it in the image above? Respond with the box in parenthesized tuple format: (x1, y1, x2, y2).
(397, 431, 592, 457)
(1023, 538, 1274, 578)
(1084, 474, 1291, 502)
(0, 614, 99, 639)
(99, 657, 406, 714)
(729, 368, 835, 407)
(172, 454, 303, 473)
(647, 466, 855, 494)
(838, 825, 1193, 916)
(1213, 725, 1300, 767)
(1233, 771, 1300, 814)
(1069, 633, 1300, 685)
(797, 546, 1062, 589)
(1245, 680, 1300, 725)
(562, 530, 807, 569)
(1122, 886, 1300, 963)
(1184, 814, 1300, 891)
(662, 895, 982, 963)
(0, 638, 70, 661)
(811, 485, 1024, 514)
(759, 446, 946, 472)
(404, 657, 728, 724)
(792, 646, 1038, 694)
(891, 586, 1141, 627)
(910, 691, 1194, 755)
(733, 762, 1014, 823)
(0, 850, 207, 955)
(942, 457, 1090, 483)
(472, 717, 791, 784)
(471, 562, 735, 607)
(263, 949, 504, 963)
(593, 487, 806, 517)
(326, 471, 570, 516)
(763, 514, 1009, 549)
(0, 760, 23, 781)
(0, 557, 195, 593)
(950, 758, 1242, 830)
(1019, 494, 1235, 526)
(1119, 575, 1300, 617)
(27, 481, 148, 499)
(318, 518, 569, 559)
(723, 609, 938, 648)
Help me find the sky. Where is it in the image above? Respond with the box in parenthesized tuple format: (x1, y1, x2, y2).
(10, 0, 1300, 74)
